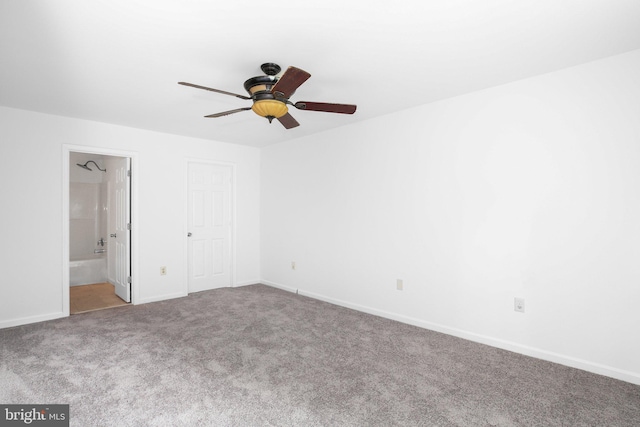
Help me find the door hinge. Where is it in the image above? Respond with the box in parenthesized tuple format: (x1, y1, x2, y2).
(127, 276, 132, 284)
(127, 169, 131, 177)
(127, 223, 131, 230)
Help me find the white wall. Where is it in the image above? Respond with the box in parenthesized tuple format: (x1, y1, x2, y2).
(0, 106, 261, 327)
(261, 49, 640, 384)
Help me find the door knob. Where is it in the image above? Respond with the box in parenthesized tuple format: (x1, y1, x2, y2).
(187, 232, 192, 237)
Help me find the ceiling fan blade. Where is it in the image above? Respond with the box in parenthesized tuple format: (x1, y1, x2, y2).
(204, 107, 252, 118)
(178, 82, 251, 100)
(270, 67, 311, 99)
(277, 112, 300, 129)
(294, 101, 357, 114)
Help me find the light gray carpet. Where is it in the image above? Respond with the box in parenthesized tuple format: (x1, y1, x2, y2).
(1, 284, 638, 426)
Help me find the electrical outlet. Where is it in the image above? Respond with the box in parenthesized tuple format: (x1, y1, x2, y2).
(291, 261, 296, 270)
(397, 279, 403, 291)
(160, 266, 167, 276)
(514, 297, 525, 313)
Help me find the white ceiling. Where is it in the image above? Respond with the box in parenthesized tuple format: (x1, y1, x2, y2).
(2, 1, 640, 148)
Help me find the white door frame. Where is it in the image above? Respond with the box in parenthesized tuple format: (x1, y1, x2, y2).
(62, 145, 139, 316)
(184, 158, 237, 295)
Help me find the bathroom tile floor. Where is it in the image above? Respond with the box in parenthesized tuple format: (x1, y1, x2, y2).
(70, 282, 129, 314)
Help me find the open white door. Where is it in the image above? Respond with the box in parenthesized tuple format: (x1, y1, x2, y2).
(111, 157, 131, 302)
(188, 162, 233, 293)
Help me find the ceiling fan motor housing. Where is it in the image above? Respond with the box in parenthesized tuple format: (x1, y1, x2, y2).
(244, 75, 289, 121)
(243, 76, 278, 97)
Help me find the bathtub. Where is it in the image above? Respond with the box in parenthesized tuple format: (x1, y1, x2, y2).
(70, 253, 107, 286)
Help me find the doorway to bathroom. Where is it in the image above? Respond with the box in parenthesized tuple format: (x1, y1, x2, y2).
(66, 149, 133, 314)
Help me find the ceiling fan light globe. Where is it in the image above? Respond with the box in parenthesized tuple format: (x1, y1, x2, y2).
(251, 99, 288, 119)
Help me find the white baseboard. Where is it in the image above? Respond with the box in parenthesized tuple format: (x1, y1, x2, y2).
(260, 280, 298, 294)
(233, 280, 261, 288)
(263, 281, 640, 386)
(0, 312, 67, 330)
(136, 291, 188, 305)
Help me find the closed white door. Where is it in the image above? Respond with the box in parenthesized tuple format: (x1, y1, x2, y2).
(111, 157, 131, 302)
(188, 162, 233, 293)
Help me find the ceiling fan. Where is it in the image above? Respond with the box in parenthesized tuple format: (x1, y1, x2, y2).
(178, 63, 357, 129)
